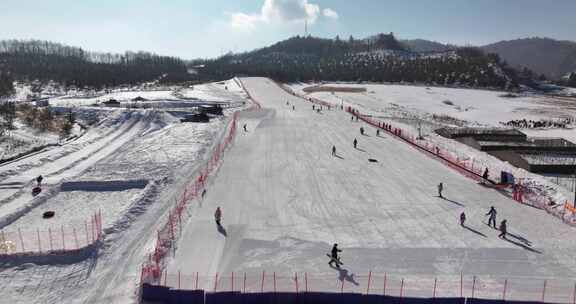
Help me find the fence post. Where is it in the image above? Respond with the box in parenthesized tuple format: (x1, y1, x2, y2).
(261, 270, 265, 292)
(572, 283, 576, 304)
(84, 220, 89, 245)
(383, 273, 387, 296)
(61, 225, 66, 250)
(400, 278, 404, 298)
(18, 228, 25, 253)
(502, 279, 508, 301)
(541, 279, 547, 302)
(471, 276, 476, 298)
(305, 272, 308, 293)
(231, 272, 234, 292)
(341, 276, 345, 294)
(48, 228, 53, 251)
(366, 271, 372, 295)
(273, 272, 276, 293)
(37, 228, 42, 253)
(164, 269, 167, 286)
(460, 272, 463, 298)
(214, 272, 219, 292)
(178, 270, 181, 289)
(433, 278, 437, 298)
(295, 272, 299, 294)
(73, 228, 79, 249)
(243, 272, 246, 293)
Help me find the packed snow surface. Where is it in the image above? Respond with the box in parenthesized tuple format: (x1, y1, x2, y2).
(165, 78, 576, 301)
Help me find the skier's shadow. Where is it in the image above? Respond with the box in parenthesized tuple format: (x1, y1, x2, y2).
(504, 237, 541, 254)
(462, 224, 487, 238)
(355, 147, 367, 152)
(217, 224, 227, 237)
(334, 154, 344, 160)
(507, 231, 532, 245)
(330, 265, 359, 286)
(440, 197, 465, 207)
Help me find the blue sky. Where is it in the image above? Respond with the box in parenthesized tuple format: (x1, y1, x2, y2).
(1, 0, 575, 59)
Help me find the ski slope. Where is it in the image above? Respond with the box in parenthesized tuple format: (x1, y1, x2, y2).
(167, 78, 576, 301)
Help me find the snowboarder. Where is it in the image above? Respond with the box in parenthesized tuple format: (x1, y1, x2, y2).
(460, 212, 466, 226)
(353, 138, 358, 149)
(360, 127, 364, 135)
(437, 182, 444, 198)
(243, 124, 247, 132)
(486, 206, 497, 228)
(214, 207, 222, 226)
(332, 145, 336, 156)
(36, 175, 43, 186)
(328, 243, 342, 268)
(498, 219, 507, 238)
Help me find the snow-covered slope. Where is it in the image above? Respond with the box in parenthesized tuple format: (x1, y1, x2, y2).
(163, 78, 576, 301)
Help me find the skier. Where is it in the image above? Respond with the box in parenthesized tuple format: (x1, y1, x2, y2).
(36, 175, 43, 186)
(437, 182, 444, 198)
(360, 127, 364, 135)
(332, 145, 336, 156)
(243, 124, 247, 132)
(328, 243, 342, 268)
(460, 212, 466, 226)
(214, 207, 222, 226)
(351, 116, 354, 122)
(292, 105, 295, 111)
(353, 138, 358, 149)
(483, 168, 489, 181)
(312, 105, 315, 110)
(376, 129, 380, 137)
(486, 206, 497, 228)
(498, 219, 507, 238)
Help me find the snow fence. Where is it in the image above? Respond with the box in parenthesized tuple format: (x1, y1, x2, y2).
(142, 271, 576, 304)
(0, 211, 102, 255)
(141, 91, 261, 286)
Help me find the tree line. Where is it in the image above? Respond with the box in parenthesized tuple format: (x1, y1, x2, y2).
(193, 35, 516, 89)
(0, 40, 191, 95)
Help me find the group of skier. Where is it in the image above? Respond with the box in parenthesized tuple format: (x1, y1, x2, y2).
(440, 182, 508, 239)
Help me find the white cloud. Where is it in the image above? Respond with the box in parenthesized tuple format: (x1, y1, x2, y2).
(230, 12, 261, 31)
(228, 0, 337, 31)
(323, 8, 339, 20)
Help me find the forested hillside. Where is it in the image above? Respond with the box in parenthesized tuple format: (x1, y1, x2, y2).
(194, 35, 516, 89)
(0, 40, 191, 94)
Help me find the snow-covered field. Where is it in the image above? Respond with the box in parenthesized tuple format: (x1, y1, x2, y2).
(0, 80, 247, 303)
(2, 78, 576, 303)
